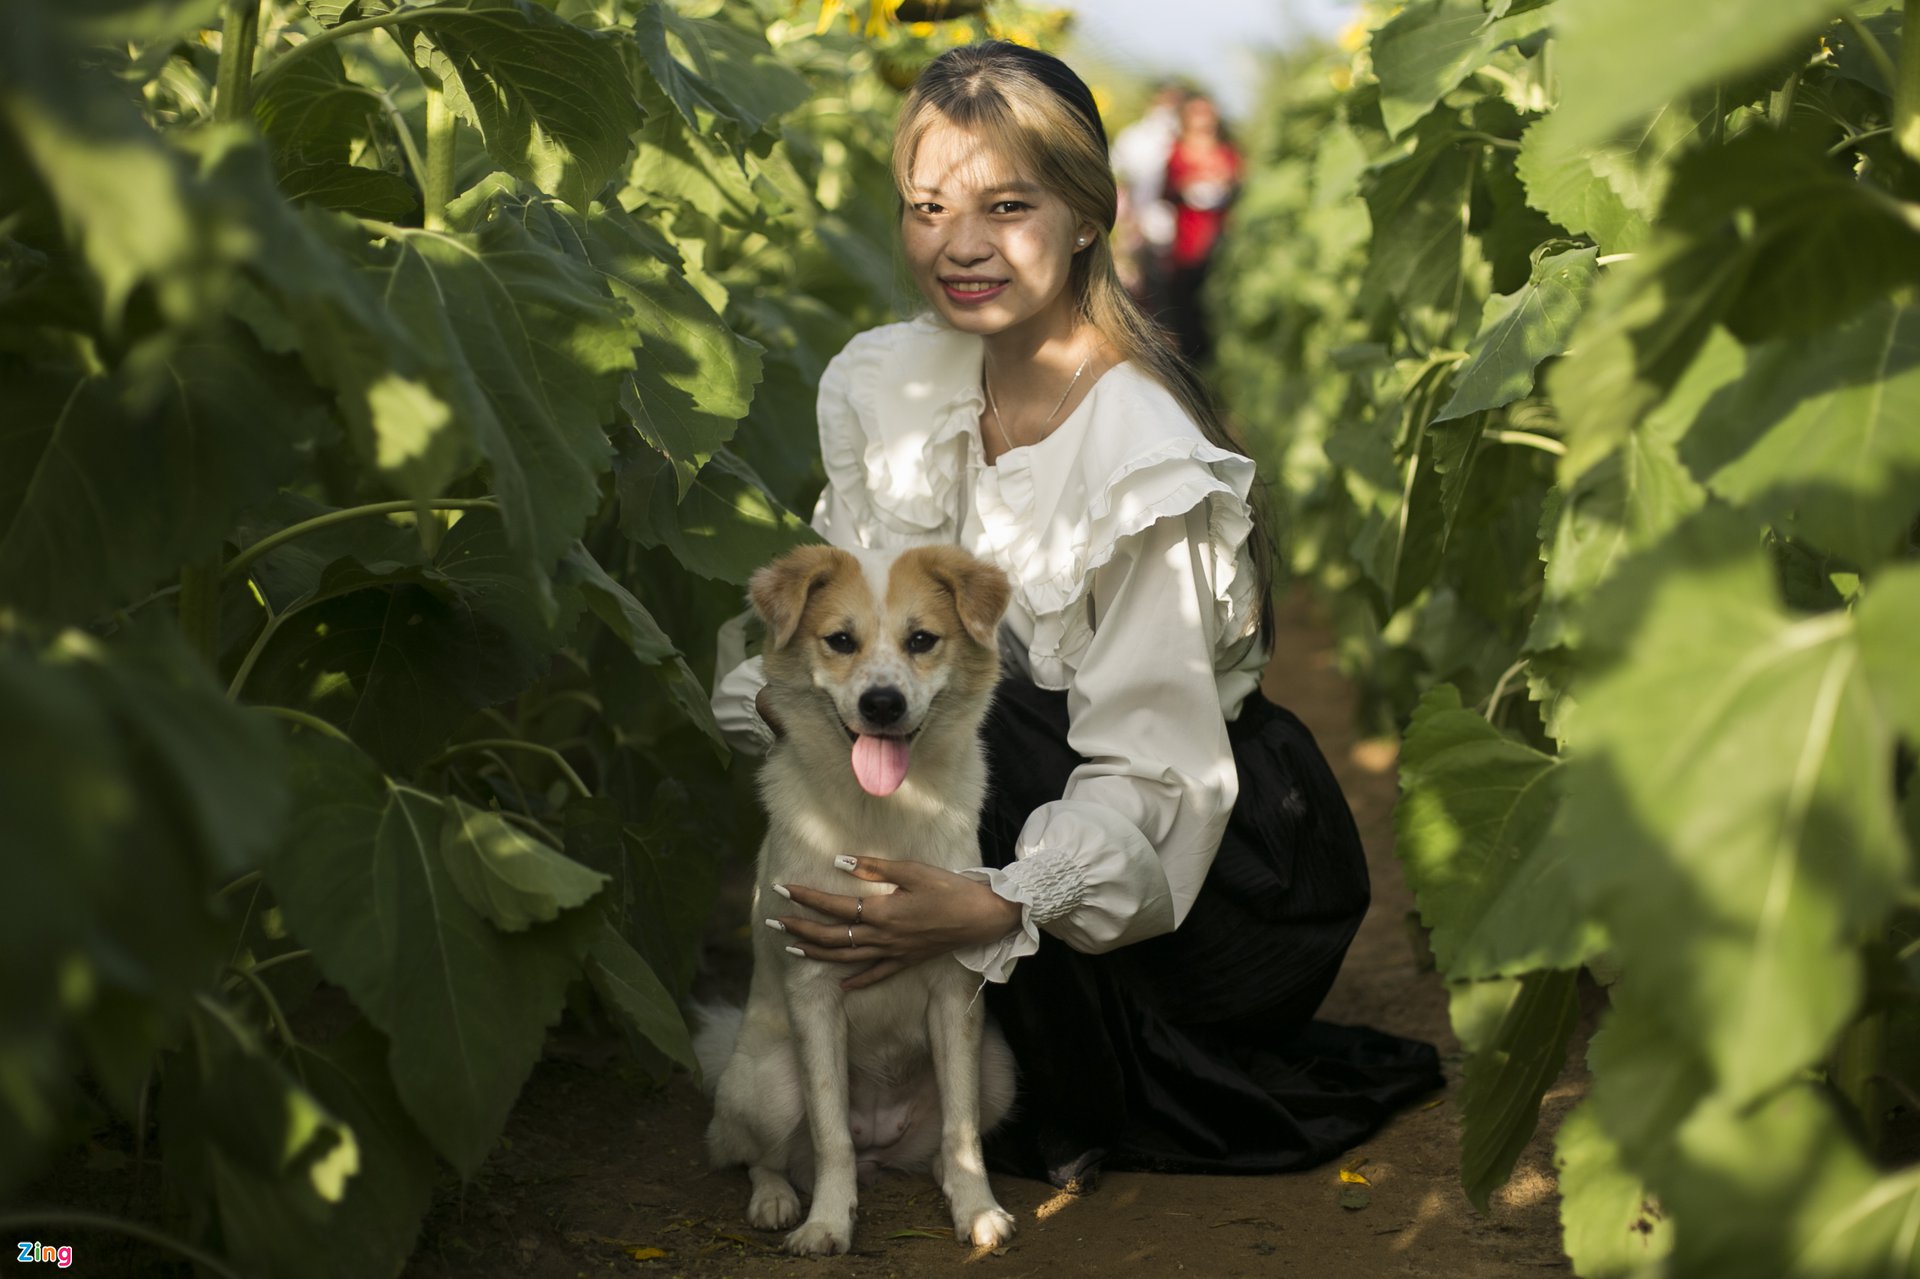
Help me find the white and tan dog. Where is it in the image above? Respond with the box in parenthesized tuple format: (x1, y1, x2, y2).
(697, 543, 1019, 1256)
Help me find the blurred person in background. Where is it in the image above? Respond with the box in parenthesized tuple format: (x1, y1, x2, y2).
(1162, 92, 1240, 366)
(1109, 81, 1185, 319)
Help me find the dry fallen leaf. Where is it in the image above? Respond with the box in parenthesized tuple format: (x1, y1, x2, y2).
(1339, 1168, 1372, 1186)
(623, 1246, 667, 1260)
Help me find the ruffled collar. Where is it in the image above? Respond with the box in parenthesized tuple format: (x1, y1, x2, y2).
(849, 321, 1254, 627)
(967, 363, 1252, 616)
(876, 315, 984, 453)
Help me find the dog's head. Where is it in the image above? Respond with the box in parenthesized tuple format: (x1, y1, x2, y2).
(750, 544, 1011, 797)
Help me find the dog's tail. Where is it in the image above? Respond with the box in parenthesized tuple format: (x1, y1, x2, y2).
(688, 1000, 743, 1098)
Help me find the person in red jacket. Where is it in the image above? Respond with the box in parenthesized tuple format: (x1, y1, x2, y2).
(1163, 93, 1241, 365)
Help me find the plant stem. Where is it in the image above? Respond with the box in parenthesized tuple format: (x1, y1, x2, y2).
(257, 705, 355, 744)
(1454, 130, 1522, 152)
(423, 82, 455, 232)
(251, 5, 448, 99)
(217, 869, 263, 897)
(375, 86, 431, 197)
(220, 497, 498, 583)
(123, 583, 184, 617)
(1828, 125, 1893, 156)
(1898, 0, 1920, 160)
(1482, 656, 1530, 723)
(408, 84, 459, 544)
(430, 737, 595, 800)
(1483, 428, 1568, 456)
(225, 966, 306, 1063)
(236, 948, 313, 980)
(214, 0, 261, 123)
(227, 606, 290, 700)
(224, 498, 501, 700)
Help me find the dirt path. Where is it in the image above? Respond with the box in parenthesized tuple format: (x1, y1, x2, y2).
(405, 589, 1589, 1279)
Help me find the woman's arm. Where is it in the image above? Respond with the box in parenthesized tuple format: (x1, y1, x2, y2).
(994, 506, 1238, 950)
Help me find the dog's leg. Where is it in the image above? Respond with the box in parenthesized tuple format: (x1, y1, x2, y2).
(707, 1007, 809, 1231)
(783, 979, 860, 1256)
(927, 975, 1016, 1247)
(746, 1160, 802, 1230)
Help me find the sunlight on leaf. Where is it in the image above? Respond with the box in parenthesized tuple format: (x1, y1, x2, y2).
(368, 374, 455, 471)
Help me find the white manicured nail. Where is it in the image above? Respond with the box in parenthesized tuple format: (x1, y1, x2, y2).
(764, 918, 786, 932)
(833, 856, 857, 871)
(784, 946, 806, 958)
(772, 884, 792, 899)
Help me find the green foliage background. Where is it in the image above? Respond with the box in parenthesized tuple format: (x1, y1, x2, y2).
(0, 0, 994, 1270)
(1213, 1, 1920, 1273)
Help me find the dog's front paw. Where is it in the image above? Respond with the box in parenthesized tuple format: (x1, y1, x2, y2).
(784, 1216, 853, 1256)
(747, 1181, 801, 1230)
(955, 1204, 1016, 1248)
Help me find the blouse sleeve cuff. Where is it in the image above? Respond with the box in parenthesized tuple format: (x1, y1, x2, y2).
(710, 629, 774, 757)
(950, 852, 1090, 983)
(1013, 800, 1180, 952)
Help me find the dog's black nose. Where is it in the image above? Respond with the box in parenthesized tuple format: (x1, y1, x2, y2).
(859, 687, 906, 726)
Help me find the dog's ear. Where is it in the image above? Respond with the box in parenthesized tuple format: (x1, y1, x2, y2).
(749, 545, 846, 649)
(912, 546, 1011, 649)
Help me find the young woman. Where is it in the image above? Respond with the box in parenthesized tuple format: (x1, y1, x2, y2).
(713, 41, 1438, 1190)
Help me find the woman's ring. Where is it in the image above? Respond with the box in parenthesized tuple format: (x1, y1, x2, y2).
(854, 899, 864, 924)
(847, 925, 856, 947)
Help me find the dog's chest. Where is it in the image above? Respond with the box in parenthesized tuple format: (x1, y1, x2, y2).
(841, 965, 960, 1072)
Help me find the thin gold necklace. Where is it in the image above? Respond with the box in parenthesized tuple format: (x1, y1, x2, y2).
(983, 349, 1092, 454)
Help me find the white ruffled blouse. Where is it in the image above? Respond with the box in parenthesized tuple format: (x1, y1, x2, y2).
(712, 315, 1268, 982)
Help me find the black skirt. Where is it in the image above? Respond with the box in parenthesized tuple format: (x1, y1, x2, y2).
(977, 676, 1442, 1182)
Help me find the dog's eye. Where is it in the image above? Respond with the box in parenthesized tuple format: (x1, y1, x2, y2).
(906, 630, 940, 655)
(823, 631, 857, 654)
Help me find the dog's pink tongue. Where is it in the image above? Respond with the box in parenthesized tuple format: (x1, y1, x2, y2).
(850, 734, 911, 797)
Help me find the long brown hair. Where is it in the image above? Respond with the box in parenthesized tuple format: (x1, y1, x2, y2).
(890, 42, 1275, 644)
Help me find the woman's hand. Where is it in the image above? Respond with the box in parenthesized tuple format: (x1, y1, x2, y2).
(769, 856, 1024, 991)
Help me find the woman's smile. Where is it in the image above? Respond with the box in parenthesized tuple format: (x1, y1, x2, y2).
(941, 277, 1009, 302)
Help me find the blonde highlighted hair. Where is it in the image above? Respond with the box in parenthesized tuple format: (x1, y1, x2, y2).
(889, 42, 1274, 643)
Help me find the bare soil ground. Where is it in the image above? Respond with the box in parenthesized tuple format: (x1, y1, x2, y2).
(404, 588, 1591, 1279)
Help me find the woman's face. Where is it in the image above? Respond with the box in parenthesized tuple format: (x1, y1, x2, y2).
(900, 118, 1094, 343)
(1180, 96, 1220, 136)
